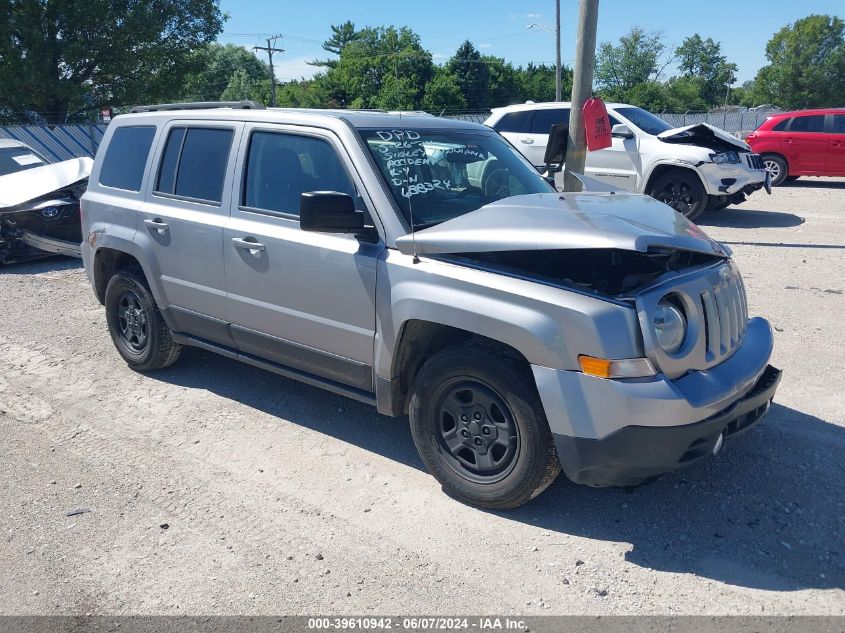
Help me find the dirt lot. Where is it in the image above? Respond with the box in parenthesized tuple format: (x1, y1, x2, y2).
(1, 179, 843, 616)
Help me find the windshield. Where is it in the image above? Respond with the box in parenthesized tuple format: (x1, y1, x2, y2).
(614, 107, 672, 135)
(359, 128, 553, 230)
(0, 147, 47, 176)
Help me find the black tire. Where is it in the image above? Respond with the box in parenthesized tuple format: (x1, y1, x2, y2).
(408, 342, 560, 509)
(762, 154, 789, 186)
(650, 169, 707, 221)
(706, 195, 731, 212)
(104, 268, 181, 372)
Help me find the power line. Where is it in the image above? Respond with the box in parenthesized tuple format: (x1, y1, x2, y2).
(254, 35, 285, 106)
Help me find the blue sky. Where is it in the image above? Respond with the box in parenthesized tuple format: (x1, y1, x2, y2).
(218, 0, 842, 85)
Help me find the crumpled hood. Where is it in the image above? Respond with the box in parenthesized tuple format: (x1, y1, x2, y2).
(657, 123, 749, 152)
(0, 157, 93, 210)
(395, 192, 727, 257)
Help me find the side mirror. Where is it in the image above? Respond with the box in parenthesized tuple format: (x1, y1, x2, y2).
(300, 191, 365, 233)
(543, 123, 569, 170)
(611, 123, 634, 139)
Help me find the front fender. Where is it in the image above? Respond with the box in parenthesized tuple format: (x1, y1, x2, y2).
(374, 250, 643, 378)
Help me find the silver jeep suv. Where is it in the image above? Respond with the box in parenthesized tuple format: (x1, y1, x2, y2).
(81, 102, 781, 509)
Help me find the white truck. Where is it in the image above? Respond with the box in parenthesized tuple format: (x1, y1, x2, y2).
(485, 102, 770, 221)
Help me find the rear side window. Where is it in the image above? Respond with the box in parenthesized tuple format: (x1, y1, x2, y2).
(493, 111, 531, 133)
(772, 118, 791, 131)
(99, 126, 156, 191)
(242, 131, 355, 216)
(529, 108, 570, 134)
(155, 127, 234, 204)
(789, 115, 824, 133)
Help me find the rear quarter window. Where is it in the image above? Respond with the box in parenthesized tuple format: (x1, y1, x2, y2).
(772, 118, 791, 131)
(99, 126, 156, 191)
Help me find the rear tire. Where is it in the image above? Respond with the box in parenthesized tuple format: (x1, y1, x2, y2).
(408, 343, 560, 509)
(762, 154, 789, 186)
(650, 169, 707, 221)
(104, 269, 181, 372)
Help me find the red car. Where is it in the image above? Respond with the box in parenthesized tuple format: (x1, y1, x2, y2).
(746, 108, 845, 185)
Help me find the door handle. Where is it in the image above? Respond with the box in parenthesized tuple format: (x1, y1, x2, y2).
(232, 236, 265, 252)
(783, 138, 794, 144)
(144, 218, 169, 233)
(520, 138, 534, 144)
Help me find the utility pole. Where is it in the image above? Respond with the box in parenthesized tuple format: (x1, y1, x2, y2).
(555, 0, 561, 101)
(254, 35, 284, 107)
(563, 0, 599, 192)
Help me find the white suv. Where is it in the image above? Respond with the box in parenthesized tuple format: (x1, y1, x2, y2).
(485, 102, 770, 221)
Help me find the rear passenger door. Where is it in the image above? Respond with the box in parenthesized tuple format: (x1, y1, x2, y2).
(223, 124, 380, 392)
(138, 121, 242, 347)
(826, 114, 845, 175)
(520, 108, 570, 167)
(781, 114, 827, 173)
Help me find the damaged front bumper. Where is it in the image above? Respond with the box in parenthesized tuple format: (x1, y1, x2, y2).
(532, 316, 779, 487)
(698, 159, 769, 203)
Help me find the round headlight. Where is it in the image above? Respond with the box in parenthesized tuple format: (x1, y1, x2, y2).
(653, 297, 686, 354)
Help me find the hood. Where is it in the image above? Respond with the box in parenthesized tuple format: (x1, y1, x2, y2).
(657, 123, 749, 153)
(395, 193, 727, 257)
(0, 157, 93, 210)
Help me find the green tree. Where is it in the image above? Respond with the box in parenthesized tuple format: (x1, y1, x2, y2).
(484, 56, 525, 107)
(0, 0, 224, 122)
(316, 26, 433, 109)
(310, 21, 361, 68)
(421, 69, 466, 112)
(675, 34, 737, 105)
(446, 41, 490, 109)
(595, 28, 668, 101)
(182, 43, 268, 102)
(753, 14, 845, 108)
(519, 63, 558, 102)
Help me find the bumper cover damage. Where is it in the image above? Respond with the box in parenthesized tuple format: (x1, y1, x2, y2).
(0, 157, 92, 264)
(554, 365, 782, 487)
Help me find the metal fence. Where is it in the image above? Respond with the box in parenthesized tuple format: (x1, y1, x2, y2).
(444, 110, 774, 135)
(0, 123, 108, 162)
(0, 109, 775, 160)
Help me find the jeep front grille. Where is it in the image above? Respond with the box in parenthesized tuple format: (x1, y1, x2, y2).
(745, 153, 764, 169)
(700, 271, 748, 360)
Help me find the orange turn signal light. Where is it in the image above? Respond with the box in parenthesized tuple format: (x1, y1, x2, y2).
(578, 355, 657, 379)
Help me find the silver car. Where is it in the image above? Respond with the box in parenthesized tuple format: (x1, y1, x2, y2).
(80, 102, 781, 509)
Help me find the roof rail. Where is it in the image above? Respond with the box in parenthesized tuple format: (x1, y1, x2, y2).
(129, 101, 265, 113)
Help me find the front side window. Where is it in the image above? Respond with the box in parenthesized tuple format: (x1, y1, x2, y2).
(832, 114, 845, 134)
(360, 128, 553, 230)
(242, 132, 355, 216)
(789, 115, 824, 133)
(613, 107, 672, 135)
(99, 126, 156, 191)
(155, 126, 234, 203)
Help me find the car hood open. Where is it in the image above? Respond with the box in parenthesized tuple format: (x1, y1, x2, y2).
(395, 192, 727, 257)
(0, 157, 93, 210)
(657, 123, 749, 153)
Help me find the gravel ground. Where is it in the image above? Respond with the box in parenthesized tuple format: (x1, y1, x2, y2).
(0, 178, 843, 616)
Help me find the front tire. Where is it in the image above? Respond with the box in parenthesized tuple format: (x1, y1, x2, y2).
(650, 169, 707, 221)
(104, 269, 182, 372)
(408, 343, 560, 509)
(762, 154, 789, 186)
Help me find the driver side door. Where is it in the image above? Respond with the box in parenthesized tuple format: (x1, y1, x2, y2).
(223, 124, 381, 391)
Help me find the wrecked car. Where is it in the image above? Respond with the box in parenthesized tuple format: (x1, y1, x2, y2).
(0, 139, 91, 264)
(486, 102, 771, 221)
(81, 103, 781, 509)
